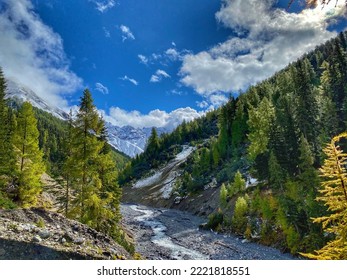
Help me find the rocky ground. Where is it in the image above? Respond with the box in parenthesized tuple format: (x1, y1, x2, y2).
(0, 208, 131, 260)
(121, 204, 295, 260)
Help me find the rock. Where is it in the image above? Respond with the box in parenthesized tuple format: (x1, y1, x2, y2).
(73, 237, 85, 245)
(72, 224, 79, 231)
(22, 224, 36, 232)
(33, 235, 42, 243)
(102, 251, 112, 257)
(61, 238, 67, 244)
(38, 230, 51, 239)
(174, 196, 182, 204)
(199, 223, 208, 230)
(62, 232, 74, 242)
(15, 225, 25, 233)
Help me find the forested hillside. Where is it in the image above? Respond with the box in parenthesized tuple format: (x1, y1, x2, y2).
(0, 76, 133, 253)
(120, 31, 347, 258)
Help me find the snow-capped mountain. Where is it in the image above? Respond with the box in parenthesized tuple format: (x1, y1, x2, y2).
(5, 80, 69, 120)
(106, 124, 168, 158)
(5, 79, 167, 158)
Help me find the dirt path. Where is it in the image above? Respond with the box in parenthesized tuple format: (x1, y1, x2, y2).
(121, 204, 295, 260)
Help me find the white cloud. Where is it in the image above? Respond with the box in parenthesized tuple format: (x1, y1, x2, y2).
(138, 54, 149, 65)
(0, 0, 83, 108)
(95, 82, 109, 94)
(120, 25, 135, 42)
(180, 0, 347, 95)
(139, 47, 191, 66)
(105, 106, 203, 130)
(196, 100, 209, 109)
(103, 27, 110, 38)
(209, 94, 228, 107)
(150, 69, 171, 83)
(169, 88, 186, 96)
(92, 0, 116, 13)
(119, 75, 139, 86)
(165, 48, 181, 61)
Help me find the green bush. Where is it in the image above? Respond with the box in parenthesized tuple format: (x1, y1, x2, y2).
(0, 192, 16, 209)
(206, 209, 224, 231)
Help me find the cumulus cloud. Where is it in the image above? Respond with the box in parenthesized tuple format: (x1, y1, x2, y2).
(92, 0, 117, 13)
(120, 25, 135, 42)
(0, 0, 83, 108)
(119, 75, 139, 86)
(150, 69, 171, 83)
(95, 82, 109, 94)
(209, 94, 228, 107)
(105, 107, 203, 130)
(180, 0, 347, 96)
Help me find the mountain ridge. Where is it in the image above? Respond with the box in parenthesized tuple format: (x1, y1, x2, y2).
(4, 79, 167, 158)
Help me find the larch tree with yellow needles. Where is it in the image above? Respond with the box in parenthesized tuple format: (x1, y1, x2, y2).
(303, 132, 347, 259)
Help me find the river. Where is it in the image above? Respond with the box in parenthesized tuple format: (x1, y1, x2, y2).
(121, 204, 294, 260)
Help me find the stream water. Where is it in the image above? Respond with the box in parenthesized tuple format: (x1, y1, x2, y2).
(129, 205, 208, 260)
(121, 204, 294, 260)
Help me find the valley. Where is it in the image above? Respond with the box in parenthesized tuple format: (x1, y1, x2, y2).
(1, 1, 347, 261)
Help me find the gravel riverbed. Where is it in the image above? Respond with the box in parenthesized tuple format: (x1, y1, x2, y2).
(121, 204, 295, 260)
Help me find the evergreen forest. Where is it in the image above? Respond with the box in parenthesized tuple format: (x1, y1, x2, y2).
(0, 78, 132, 252)
(120, 31, 347, 259)
(1, 29, 347, 259)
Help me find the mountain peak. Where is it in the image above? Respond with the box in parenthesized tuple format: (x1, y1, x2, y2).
(4, 79, 165, 158)
(5, 79, 69, 120)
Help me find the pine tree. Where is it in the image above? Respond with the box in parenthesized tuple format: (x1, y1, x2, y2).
(326, 39, 347, 130)
(0, 68, 16, 182)
(303, 132, 347, 259)
(70, 89, 104, 220)
(220, 183, 228, 209)
(96, 118, 122, 230)
(232, 196, 248, 235)
(60, 110, 75, 217)
(293, 58, 320, 159)
(14, 102, 45, 207)
(272, 92, 300, 175)
(146, 127, 160, 167)
(68, 89, 122, 235)
(228, 170, 246, 197)
(268, 151, 285, 190)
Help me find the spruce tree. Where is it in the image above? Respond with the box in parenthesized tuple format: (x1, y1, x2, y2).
(0, 68, 17, 181)
(293, 58, 320, 159)
(146, 127, 160, 166)
(268, 151, 285, 190)
(14, 102, 45, 207)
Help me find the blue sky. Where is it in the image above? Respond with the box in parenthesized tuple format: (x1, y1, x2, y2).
(0, 0, 346, 129)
